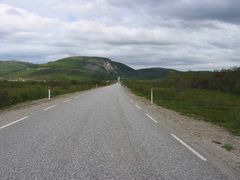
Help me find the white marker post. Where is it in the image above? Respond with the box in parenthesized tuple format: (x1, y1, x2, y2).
(151, 88, 153, 105)
(48, 88, 51, 101)
(118, 76, 120, 83)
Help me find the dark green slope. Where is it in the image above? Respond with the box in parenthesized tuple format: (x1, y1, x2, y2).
(0, 61, 34, 76)
(133, 67, 179, 79)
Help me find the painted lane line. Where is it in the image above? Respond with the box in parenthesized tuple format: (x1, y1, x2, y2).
(0, 116, 29, 129)
(145, 113, 158, 124)
(43, 105, 57, 111)
(171, 134, 207, 161)
(135, 104, 141, 110)
(63, 99, 71, 103)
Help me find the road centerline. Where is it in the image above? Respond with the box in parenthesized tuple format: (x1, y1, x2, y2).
(171, 134, 207, 161)
(0, 116, 29, 129)
(145, 113, 159, 124)
(43, 105, 57, 111)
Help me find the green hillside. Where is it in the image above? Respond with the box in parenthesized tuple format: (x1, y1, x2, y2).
(0, 56, 173, 81)
(1, 57, 135, 81)
(0, 61, 34, 76)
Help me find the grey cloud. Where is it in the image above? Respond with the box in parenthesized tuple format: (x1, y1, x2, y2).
(6, 8, 22, 16)
(0, 1, 240, 70)
(108, 0, 240, 24)
(166, 0, 240, 23)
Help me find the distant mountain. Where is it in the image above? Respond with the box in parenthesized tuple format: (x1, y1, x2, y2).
(45, 56, 135, 75)
(0, 56, 176, 81)
(0, 56, 136, 81)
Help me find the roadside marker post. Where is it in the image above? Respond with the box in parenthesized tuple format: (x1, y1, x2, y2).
(151, 88, 153, 105)
(48, 88, 51, 101)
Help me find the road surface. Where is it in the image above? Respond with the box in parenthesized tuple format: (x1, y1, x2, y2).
(0, 84, 231, 179)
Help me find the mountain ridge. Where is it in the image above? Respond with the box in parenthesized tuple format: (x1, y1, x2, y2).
(0, 56, 177, 81)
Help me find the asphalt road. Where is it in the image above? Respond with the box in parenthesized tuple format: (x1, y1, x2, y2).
(0, 84, 231, 179)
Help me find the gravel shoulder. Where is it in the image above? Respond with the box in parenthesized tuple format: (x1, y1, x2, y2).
(0, 87, 100, 127)
(123, 85, 240, 179)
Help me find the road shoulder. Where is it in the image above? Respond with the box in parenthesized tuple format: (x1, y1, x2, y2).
(122, 85, 240, 179)
(0, 87, 102, 127)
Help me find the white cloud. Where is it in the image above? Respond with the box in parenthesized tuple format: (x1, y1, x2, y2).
(0, 4, 52, 33)
(0, 1, 239, 70)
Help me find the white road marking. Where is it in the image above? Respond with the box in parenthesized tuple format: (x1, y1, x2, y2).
(43, 105, 57, 111)
(0, 116, 29, 129)
(135, 104, 141, 110)
(145, 113, 159, 124)
(63, 99, 71, 103)
(171, 134, 207, 161)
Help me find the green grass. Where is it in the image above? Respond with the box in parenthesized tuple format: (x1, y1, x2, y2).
(123, 80, 240, 136)
(221, 144, 234, 151)
(0, 80, 107, 110)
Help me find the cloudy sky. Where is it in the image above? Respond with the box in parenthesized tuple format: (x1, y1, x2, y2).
(0, 0, 240, 70)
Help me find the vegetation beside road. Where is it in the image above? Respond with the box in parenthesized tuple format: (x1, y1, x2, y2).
(0, 57, 131, 110)
(123, 68, 240, 136)
(1, 57, 239, 135)
(0, 80, 107, 110)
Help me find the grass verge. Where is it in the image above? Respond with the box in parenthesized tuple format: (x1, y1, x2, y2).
(123, 80, 240, 136)
(0, 80, 107, 110)
(222, 144, 234, 151)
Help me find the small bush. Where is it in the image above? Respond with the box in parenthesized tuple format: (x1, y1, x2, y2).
(221, 144, 234, 151)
